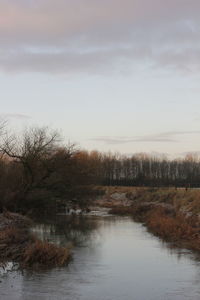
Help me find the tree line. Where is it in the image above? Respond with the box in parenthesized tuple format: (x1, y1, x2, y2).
(97, 152, 200, 187)
(0, 122, 200, 213)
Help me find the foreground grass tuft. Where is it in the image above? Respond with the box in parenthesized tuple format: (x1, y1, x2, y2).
(23, 240, 71, 268)
(0, 213, 71, 269)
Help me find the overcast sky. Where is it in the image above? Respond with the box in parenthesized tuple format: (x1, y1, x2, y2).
(1, 0, 200, 156)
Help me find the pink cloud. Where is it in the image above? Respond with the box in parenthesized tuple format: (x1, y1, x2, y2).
(0, 0, 199, 74)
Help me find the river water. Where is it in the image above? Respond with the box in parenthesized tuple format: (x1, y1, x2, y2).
(0, 212, 200, 300)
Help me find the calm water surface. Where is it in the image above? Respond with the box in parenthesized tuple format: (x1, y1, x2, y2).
(0, 212, 200, 300)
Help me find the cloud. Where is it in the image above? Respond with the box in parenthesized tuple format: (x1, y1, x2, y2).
(0, 0, 200, 74)
(90, 130, 200, 145)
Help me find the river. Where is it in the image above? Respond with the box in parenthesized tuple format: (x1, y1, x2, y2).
(0, 211, 200, 300)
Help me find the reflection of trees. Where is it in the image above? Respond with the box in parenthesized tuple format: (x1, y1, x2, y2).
(160, 240, 200, 263)
(32, 215, 100, 247)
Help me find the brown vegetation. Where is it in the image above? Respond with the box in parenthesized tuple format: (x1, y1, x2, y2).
(0, 212, 71, 269)
(0, 122, 200, 262)
(146, 208, 200, 249)
(0, 125, 103, 214)
(1, 122, 200, 215)
(23, 240, 71, 268)
(101, 186, 200, 215)
(111, 204, 200, 252)
(107, 187, 200, 253)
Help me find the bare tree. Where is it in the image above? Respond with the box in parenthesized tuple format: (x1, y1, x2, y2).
(0, 119, 7, 138)
(0, 126, 61, 194)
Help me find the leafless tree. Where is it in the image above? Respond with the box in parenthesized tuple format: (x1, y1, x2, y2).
(0, 126, 62, 194)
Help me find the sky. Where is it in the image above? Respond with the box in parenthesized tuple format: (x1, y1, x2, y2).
(1, 0, 200, 157)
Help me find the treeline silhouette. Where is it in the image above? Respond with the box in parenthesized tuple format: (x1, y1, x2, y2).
(97, 152, 200, 187)
(0, 123, 199, 213)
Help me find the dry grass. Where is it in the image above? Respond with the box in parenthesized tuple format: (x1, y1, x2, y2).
(0, 210, 32, 229)
(110, 202, 174, 219)
(0, 227, 71, 269)
(111, 203, 200, 252)
(0, 227, 30, 262)
(146, 208, 200, 251)
(23, 240, 71, 268)
(0, 213, 71, 269)
(100, 186, 200, 216)
(106, 187, 200, 253)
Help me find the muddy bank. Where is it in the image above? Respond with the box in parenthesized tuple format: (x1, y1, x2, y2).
(0, 211, 71, 269)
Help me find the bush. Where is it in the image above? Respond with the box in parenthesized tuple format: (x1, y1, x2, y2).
(0, 212, 71, 269)
(23, 240, 71, 268)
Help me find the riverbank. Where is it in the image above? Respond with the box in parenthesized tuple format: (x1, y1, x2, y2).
(94, 187, 200, 252)
(0, 211, 71, 269)
(2, 187, 200, 268)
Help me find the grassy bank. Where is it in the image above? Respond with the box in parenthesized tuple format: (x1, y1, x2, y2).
(0, 211, 71, 269)
(97, 186, 200, 214)
(98, 187, 200, 252)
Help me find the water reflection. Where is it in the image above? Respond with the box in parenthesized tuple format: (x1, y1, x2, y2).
(0, 214, 200, 300)
(32, 214, 102, 247)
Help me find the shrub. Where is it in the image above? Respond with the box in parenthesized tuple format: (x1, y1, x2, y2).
(23, 240, 71, 268)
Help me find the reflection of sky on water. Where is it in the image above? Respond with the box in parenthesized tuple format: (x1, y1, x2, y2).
(0, 215, 200, 300)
